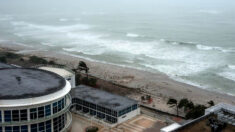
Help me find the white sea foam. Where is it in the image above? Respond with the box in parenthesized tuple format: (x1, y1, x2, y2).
(218, 72, 235, 82)
(126, 33, 139, 38)
(11, 21, 91, 32)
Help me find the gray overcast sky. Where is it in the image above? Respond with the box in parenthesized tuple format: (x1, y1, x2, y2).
(0, 0, 234, 15)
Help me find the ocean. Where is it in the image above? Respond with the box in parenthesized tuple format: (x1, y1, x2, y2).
(0, 0, 235, 95)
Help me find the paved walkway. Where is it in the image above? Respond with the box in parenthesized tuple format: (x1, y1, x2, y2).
(70, 113, 166, 132)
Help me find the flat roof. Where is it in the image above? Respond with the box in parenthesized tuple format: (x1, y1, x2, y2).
(0, 68, 66, 99)
(72, 85, 138, 111)
(39, 67, 73, 77)
(0, 62, 15, 68)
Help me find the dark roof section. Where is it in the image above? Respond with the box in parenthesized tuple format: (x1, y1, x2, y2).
(0, 62, 15, 68)
(0, 68, 66, 99)
(71, 85, 138, 111)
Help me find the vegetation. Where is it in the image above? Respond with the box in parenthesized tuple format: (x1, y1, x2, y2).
(0, 56, 7, 63)
(208, 100, 215, 107)
(185, 104, 207, 119)
(29, 56, 48, 64)
(78, 61, 89, 78)
(85, 126, 98, 132)
(167, 98, 211, 119)
(167, 98, 179, 116)
(6, 52, 20, 59)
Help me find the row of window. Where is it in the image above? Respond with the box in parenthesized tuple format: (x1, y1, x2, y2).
(75, 105, 117, 123)
(0, 97, 66, 123)
(72, 98, 117, 117)
(72, 98, 138, 117)
(118, 104, 138, 117)
(53, 114, 66, 132)
(0, 120, 51, 132)
(0, 114, 67, 132)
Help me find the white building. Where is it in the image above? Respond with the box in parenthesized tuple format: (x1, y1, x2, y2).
(161, 103, 235, 132)
(39, 66, 76, 88)
(71, 85, 140, 126)
(0, 68, 72, 132)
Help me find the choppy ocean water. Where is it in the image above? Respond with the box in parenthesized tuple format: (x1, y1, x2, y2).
(0, 0, 235, 95)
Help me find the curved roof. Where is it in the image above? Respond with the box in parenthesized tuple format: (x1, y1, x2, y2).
(0, 68, 66, 99)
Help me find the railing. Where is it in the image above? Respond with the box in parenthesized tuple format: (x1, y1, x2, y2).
(32, 64, 75, 75)
(0, 94, 72, 126)
(61, 111, 73, 132)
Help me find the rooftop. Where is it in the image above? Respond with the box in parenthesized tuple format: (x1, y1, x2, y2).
(39, 66, 74, 77)
(0, 62, 15, 68)
(71, 85, 138, 111)
(163, 103, 235, 132)
(0, 68, 66, 99)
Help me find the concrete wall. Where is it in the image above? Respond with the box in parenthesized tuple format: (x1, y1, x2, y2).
(117, 108, 140, 124)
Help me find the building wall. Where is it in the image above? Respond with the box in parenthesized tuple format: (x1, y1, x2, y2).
(117, 108, 140, 124)
(65, 75, 75, 88)
(0, 94, 72, 132)
(72, 97, 139, 125)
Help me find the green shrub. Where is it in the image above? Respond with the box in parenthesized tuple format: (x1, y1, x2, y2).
(6, 52, 20, 59)
(29, 56, 48, 64)
(75, 73, 81, 86)
(185, 105, 206, 119)
(48, 60, 56, 65)
(88, 78, 97, 86)
(0, 56, 7, 63)
(86, 126, 98, 132)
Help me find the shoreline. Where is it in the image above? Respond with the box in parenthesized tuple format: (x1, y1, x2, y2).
(1, 43, 235, 114)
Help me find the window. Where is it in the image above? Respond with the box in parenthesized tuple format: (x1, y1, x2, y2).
(90, 103, 96, 110)
(30, 108, 37, 120)
(5, 126, 12, 132)
(39, 122, 45, 132)
(4, 110, 11, 122)
(21, 125, 28, 132)
(53, 102, 58, 114)
(61, 99, 65, 109)
(13, 126, 19, 132)
(132, 104, 138, 110)
(58, 100, 62, 111)
(106, 108, 111, 115)
(46, 120, 51, 132)
(83, 107, 89, 113)
(90, 109, 96, 116)
(111, 111, 117, 117)
(12, 110, 19, 122)
(31, 124, 37, 132)
(38, 106, 45, 118)
(0, 110, 2, 122)
(97, 112, 105, 119)
(76, 105, 82, 111)
(53, 117, 58, 132)
(45, 105, 51, 116)
(20, 109, 27, 121)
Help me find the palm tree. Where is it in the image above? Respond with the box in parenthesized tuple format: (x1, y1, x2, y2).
(208, 100, 215, 107)
(167, 98, 179, 116)
(78, 61, 89, 79)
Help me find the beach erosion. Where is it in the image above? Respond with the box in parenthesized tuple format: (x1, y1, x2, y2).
(1, 43, 234, 115)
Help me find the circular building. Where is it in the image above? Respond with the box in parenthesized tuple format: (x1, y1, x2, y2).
(0, 68, 72, 132)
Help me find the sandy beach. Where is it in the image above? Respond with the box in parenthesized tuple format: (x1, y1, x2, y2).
(1, 43, 235, 115)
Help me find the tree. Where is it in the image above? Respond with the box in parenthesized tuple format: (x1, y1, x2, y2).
(78, 61, 89, 79)
(167, 98, 179, 116)
(0, 56, 7, 63)
(178, 98, 189, 111)
(208, 100, 215, 107)
(185, 104, 207, 119)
